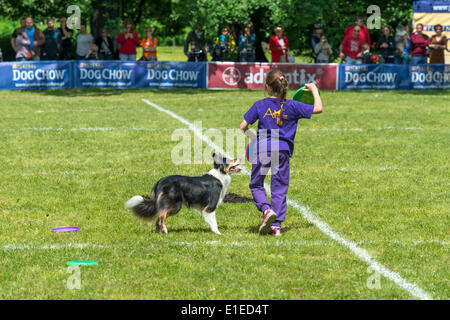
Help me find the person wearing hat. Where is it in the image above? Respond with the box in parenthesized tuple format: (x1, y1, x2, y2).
(140, 27, 158, 61)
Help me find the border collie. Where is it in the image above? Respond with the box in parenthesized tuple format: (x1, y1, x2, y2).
(125, 153, 241, 235)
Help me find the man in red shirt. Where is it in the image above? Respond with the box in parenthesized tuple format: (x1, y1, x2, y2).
(410, 23, 430, 65)
(339, 25, 365, 64)
(345, 17, 371, 46)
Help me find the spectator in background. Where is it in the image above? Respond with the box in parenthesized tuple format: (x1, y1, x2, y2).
(117, 18, 139, 61)
(376, 25, 395, 63)
(58, 17, 73, 60)
(339, 25, 364, 64)
(394, 23, 411, 65)
(76, 24, 94, 59)
(410, 23, 430, 65)
(311, 23, 324, 62)
(15, 28, 31, 61)
(184, 25, 208, 62)
(95, 28, 115, 60)
(41, 18, 61, 60)
(212, 27, 236, 61)
(314, 34, 332, 63)
(11, 18, 26, 54)
(269, 26, 289, 62)
(23, 17, 45, 61)
(429, 24, 447, 64)
(239, 25, 256, 62)
(139, 27, 158, 61)
(345, 16, 371, 45)
(359, 43, 375, 64)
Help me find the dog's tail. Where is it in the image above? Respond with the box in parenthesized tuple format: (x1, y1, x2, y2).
(125, 187, 158, 220)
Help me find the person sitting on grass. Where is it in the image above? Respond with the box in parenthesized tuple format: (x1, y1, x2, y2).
(239, 69, 323, 236)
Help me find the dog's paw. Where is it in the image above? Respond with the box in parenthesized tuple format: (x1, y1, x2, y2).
(213, 230, 222, 235)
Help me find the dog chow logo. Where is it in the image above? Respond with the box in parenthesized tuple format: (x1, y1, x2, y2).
(222, 66, 241, 86)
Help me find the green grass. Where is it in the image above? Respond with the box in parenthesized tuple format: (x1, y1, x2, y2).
(139, 45, 313, 62)
(0, 89, 448, 299)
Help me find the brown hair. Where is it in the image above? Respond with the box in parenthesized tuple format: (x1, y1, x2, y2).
(265, 69, 289, 125)
(434, 24, 442, 31)
(123, 18, 135, 31)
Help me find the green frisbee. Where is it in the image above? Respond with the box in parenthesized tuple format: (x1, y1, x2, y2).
(67, 260, 98, 266)
(293, 86, 320, 105)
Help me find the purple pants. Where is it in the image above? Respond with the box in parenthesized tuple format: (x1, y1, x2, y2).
(249, 151, 290, 227)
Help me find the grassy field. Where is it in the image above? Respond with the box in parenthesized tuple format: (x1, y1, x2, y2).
(0, 88, 448, 299)
(139, 45, 313, 63)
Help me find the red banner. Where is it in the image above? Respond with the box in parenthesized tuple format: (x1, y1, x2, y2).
(207, 63, 338, 90)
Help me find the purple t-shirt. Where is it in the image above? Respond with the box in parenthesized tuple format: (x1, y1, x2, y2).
(244, 97, 314, 157)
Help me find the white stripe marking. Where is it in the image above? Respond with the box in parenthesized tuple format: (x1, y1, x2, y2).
(141, 98, 433, 300)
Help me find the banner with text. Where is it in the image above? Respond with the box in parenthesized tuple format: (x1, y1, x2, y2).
(0, 61, 73, 90)
(73, 61, 207, 89)
(339, 64, 450, 90)
(208, 63, 338, 90)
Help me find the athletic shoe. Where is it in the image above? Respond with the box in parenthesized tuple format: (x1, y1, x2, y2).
(259, 209, 277, 235)
(270, 226, 281, 236)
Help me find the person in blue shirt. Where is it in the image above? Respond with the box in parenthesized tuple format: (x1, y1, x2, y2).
(24, 17, 45, 60)
(239, 25, 256, 62)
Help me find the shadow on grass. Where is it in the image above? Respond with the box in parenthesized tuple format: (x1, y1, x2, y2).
(167, 225, 232, 234)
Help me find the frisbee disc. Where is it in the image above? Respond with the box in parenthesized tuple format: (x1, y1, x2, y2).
(246, 140, 256, 162)
(293, 86, 320, 105)
(51, 226, 79, 232)
(67, 260, 98, 266)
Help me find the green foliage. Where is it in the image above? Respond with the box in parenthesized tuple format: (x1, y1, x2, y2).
(0, 0, 415, 60)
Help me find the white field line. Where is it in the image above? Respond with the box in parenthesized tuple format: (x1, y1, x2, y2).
(1, 240, 446, 251)
(141, 98, 433, 300)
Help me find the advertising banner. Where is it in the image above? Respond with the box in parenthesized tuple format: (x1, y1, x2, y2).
(409, 64, 450, 89)
(208, 63, 338, 90)
(134, 61, 207, 89)
(73, 61, 207, 89)
(338, 64, 449, 90)
(0, 61, 72, 90)
(338, 64, 410, 90)
(73, 61, 135, 88)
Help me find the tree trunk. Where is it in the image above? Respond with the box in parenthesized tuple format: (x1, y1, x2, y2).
(90, 0, 121, 38)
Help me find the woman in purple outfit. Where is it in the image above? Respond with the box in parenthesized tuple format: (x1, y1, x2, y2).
(239, 69, 323, 236)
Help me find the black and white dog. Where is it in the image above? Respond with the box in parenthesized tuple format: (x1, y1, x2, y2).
(125, 154, 241, 235)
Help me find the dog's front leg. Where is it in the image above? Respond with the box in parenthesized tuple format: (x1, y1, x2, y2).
(202, 210, 221, 235)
